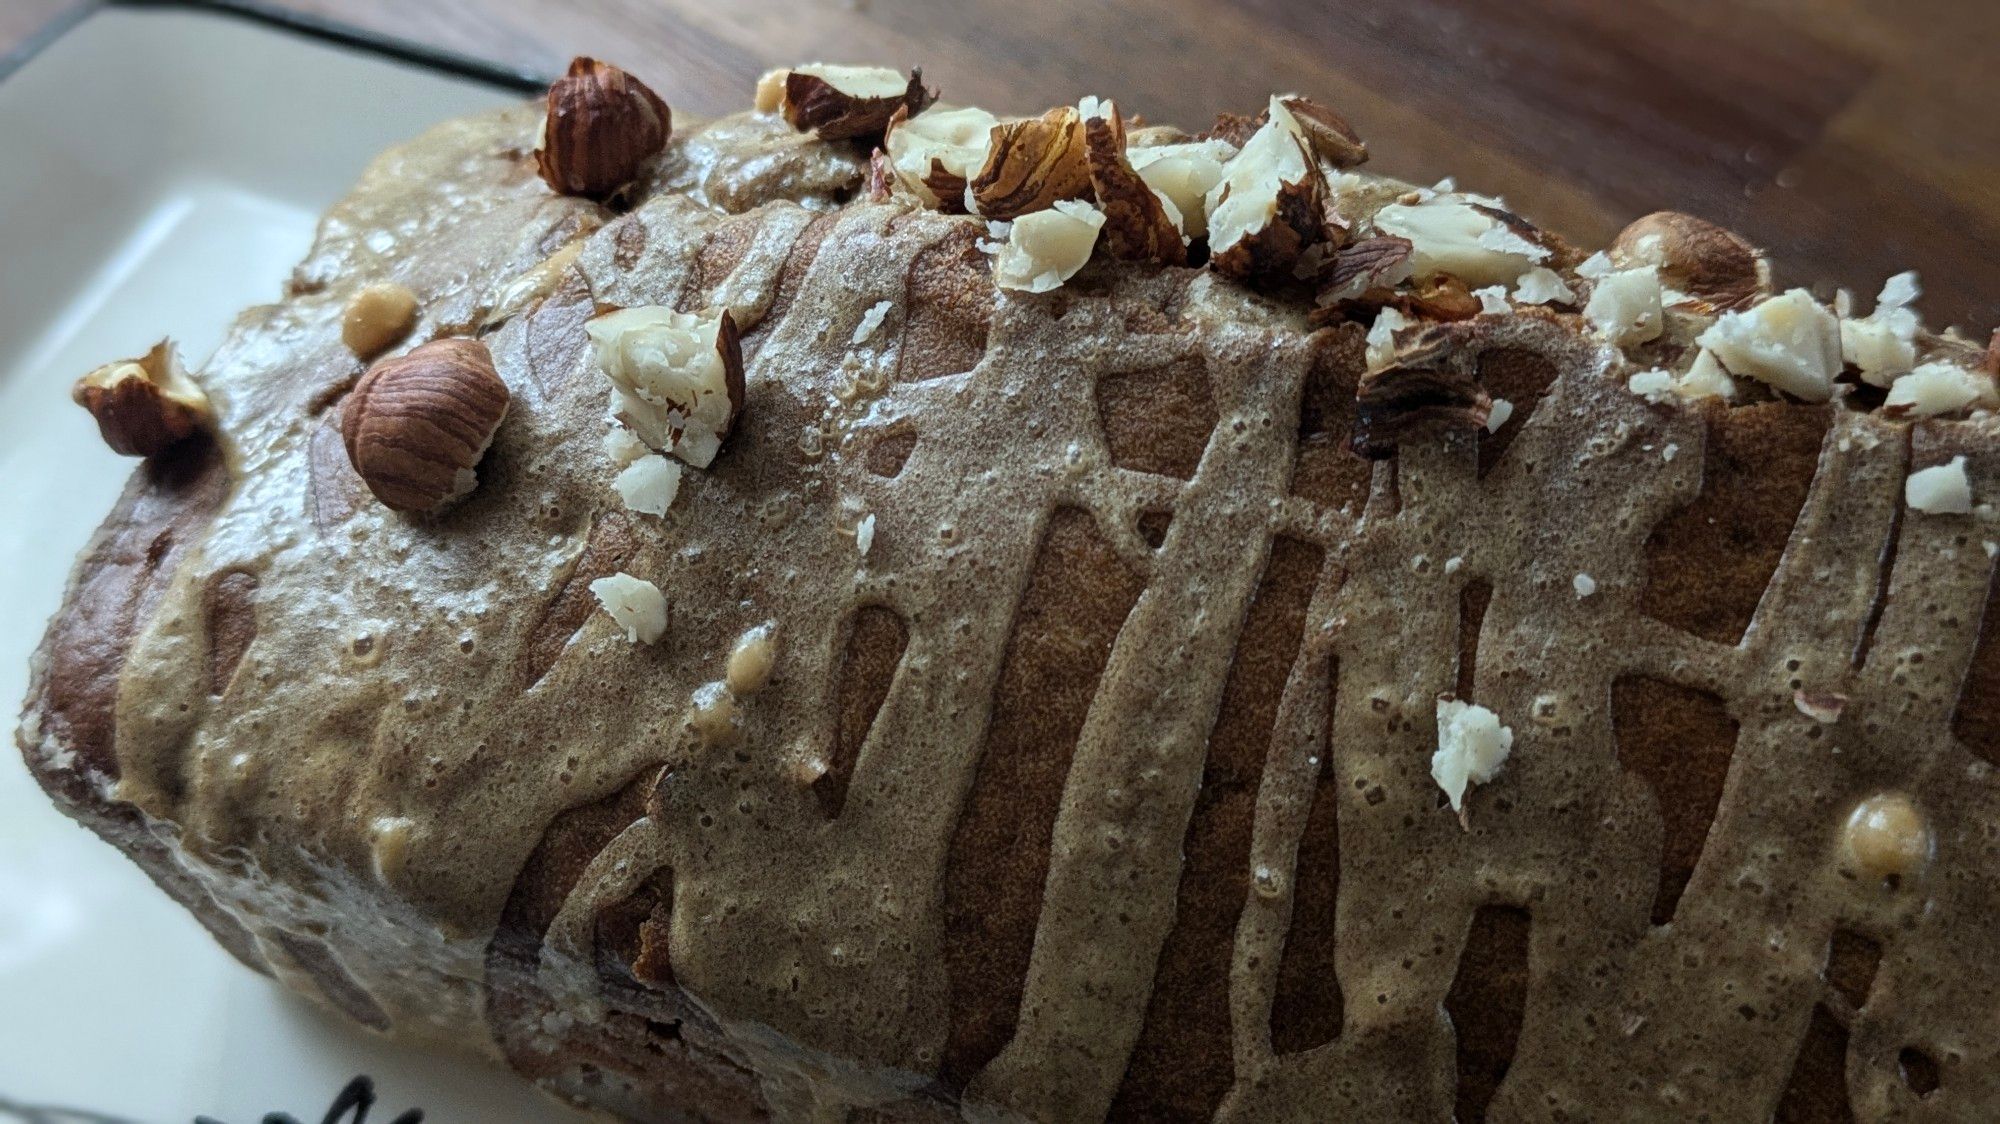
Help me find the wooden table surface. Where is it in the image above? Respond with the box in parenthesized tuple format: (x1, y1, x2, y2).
(7, 0, 1998, 331)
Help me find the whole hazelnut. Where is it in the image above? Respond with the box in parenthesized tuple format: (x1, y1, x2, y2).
(1610, 211, 1767, 311)
(535, 57, 671, 202)
(342, 282, 420, 360)
(342, 338, 510, 514)
(73, 340, 213, 457)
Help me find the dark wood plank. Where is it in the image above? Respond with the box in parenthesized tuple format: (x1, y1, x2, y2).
(8, 0, 1997, 329)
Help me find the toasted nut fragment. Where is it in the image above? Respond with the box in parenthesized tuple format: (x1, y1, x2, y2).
(1611, 211, 1766, 312)
(1431, 698, 1513, 816)
(1351, 323, 1492, 459)
(587, 306, 746, 468)
(1372, 196, 1555, 287)
(1206, 97, 1327, 282)
(1206, 110, 1268, 148)
(1793, 689, 1848, 724)
(994, 200, 1106, 292)
(342, 282, 419, 361)
(754, 68, 790, 114)
(970, 106, 1092, 219)
(1318, 235, 1415, 305)
(1081, 102, 1186, 264)
(73, 340, 213, 458)
(536, 57, 671, 201)
(866, 146, 895, 202)
(1127, 140, 1232, 239)
(1279, 95, 1367, 168)
(1404, 274, 1481, 322)
(1985, 329, 2000, 377)
(783, 64, 933, 142)
(1697, 288, 1840, 402)
(341, 338, 510, 514)
(590, 572, 667, 645)
(885, 104, 1000, 209)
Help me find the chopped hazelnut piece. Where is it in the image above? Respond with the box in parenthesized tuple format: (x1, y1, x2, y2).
(1696, 289, 1841, 402)
(603, 423, 650, 467)
(782, 64, 933, 142)
(1205, 97, 1327, 282)
(1127, 140, 1233, 240)
(754, 68, 790, 114)
(884, 105, 999, 208)
(1352, 323, 1493, 458)
(1371, 196, 1553, 287)
(72, 340, 213, 458)
(969, 105, 1092, 219)
(614, 455, 683, 516)
(1082, 100, 1187, 264)
(1278, 95, 1368, 168)
(1485, 398, 1514, 432)
(1512, 267, 1574, 306)
(993, 200, 1106, 292)
(1883, 362, 1998, 418)
(1320, 235, 1416, 306)
(587, 306, 745, 468)
(1840, 272, 1923, 386)
(590, 572, 667, 645)
(1584, 266, 1665, 347)
(1431, 698, 1513, 816)
(1906, 456, 1972, 515)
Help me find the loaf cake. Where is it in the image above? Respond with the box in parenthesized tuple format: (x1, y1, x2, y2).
(21, 56, 2000, 1123)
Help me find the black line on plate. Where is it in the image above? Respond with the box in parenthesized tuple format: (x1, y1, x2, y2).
(0, 0, 549, 92)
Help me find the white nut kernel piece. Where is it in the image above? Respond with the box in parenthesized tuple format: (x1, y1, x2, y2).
(590, 572, 667, 644)
(1906, 456, 1973, 515)
(753, 68, 790, 114)
(1584, 266, 1665, 347)
(852, 299, 892, 345)
(1573, 572, 1598, 598)
(856, 512, 877, 555)
(1513, 266, 1575, 306)
(603, 424, 650, 468)
(1431, 699, 1514, 814)
(993, 199, 1106, 292)
(1372, 195, 1551, 287)
(1696, 288, 1841, 402)
(1203, 97, 1321, 278)
(613, 455, 683, 517)
(1626, 369, 1675, 403)
(1883, 362, 1997, 418)
(1840, 792, 1933, 884)
(1364, 307, 1410, 373)
(1128, 140, 1233, 239)
(1840, 272, 1922, 386)
(884, 105, 999, 206)
(587, 306, 743, 468)
(1485, 398, 1514, 432)
(1473, 285, 1511, 315)
(1678, 349, 1736, 400)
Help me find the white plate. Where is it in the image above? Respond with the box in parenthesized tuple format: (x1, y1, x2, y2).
(0, 7, 590, 1121)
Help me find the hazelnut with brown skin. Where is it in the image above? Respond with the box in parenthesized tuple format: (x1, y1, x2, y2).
(782, 64, 933, 143)
(970, 106, 1092, 220)
(342, 338, 510, 514)
(1611, 211, 1767, 311)
(535, 57, 671, 202)
(73, 340, 213, 457)
(1279, 95, 1368, 168)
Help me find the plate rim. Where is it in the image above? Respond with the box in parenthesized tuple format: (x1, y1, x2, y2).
(0, 0, 550, 93)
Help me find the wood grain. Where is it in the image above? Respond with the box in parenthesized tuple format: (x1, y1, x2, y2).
(10, 0, 1998, 330)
